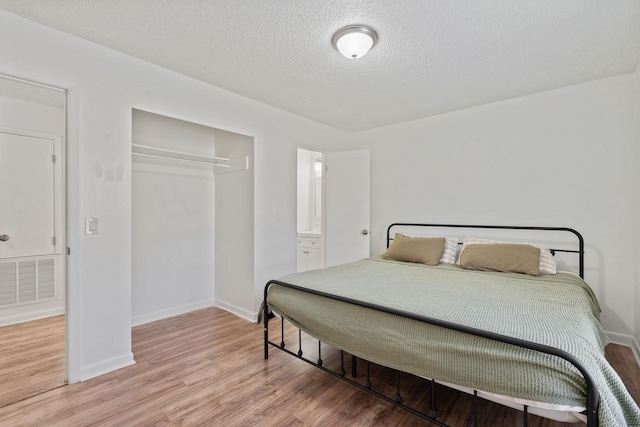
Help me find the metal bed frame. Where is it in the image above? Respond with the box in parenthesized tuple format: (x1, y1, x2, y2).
(262, 223, 598, 426)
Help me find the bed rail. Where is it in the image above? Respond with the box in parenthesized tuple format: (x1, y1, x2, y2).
(263, 223, 597, 426)
(263, 279, 599, 426)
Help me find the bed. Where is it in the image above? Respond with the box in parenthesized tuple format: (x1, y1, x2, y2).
(261, 223, 640, 427)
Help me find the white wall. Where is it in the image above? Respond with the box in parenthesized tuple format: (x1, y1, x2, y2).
(131, 110, 217, 326)
(350, 74, 638, 341)
(0, 93, 64, 134)
(0, 11, 350, 381)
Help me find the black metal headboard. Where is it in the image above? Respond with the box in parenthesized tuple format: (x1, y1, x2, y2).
(386, 223, 585, 279)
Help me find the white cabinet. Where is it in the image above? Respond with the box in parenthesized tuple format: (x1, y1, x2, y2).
(297, 235, 322, 272)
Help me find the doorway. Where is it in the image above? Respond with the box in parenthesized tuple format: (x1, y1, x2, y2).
(296, 148, 324, 272)
(0, 75, 67, 406)
(296, 148, 372, 270)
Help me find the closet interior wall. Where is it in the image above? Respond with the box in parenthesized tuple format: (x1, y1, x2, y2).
(131, 110, 217, 325)
(213, 129, 254, 319)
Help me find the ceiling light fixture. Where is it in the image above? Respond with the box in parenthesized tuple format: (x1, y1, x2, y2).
(332, 25, 378, 59)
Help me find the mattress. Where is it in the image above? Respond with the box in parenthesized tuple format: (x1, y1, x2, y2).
(267, 257, 640, 426)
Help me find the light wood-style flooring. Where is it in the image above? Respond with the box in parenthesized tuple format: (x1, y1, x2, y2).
(0, 315, 66, 408)
(0, 307, 638, 426)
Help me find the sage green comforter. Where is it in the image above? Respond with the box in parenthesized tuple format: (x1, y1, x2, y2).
(267, 257, 640, 426)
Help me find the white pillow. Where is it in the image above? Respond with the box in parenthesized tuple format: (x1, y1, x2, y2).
(440, 238, 459, 264)
(457, 237, 556, 274)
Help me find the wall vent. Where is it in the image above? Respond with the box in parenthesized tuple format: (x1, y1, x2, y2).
(0, 257, 56, 307)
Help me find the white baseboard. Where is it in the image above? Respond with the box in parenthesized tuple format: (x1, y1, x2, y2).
(214, 299, 257, 323)
(606, 330, 640, 368)
(131, 299, 215, 326)
(633, 338, 640, 368)
(79, 352, 136, 381)
(0, 306, 65, 326)
(605, 331, 633, 347)
(606, 330, 634, 347)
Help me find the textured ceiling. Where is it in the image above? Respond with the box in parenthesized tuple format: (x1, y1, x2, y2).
(1, 1, 639, 132)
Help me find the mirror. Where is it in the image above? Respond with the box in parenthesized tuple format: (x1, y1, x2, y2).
(297, 148, 323, 233)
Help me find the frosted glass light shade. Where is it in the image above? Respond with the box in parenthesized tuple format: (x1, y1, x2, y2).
(332, 25, 378, 59)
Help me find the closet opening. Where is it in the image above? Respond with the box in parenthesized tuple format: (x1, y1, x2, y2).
(131, 109, 254, 329)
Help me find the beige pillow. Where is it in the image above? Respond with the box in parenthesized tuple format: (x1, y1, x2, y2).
(383, 234, 445, 266)
(457, 237, 556, 274)
(458, 243, 540, 276)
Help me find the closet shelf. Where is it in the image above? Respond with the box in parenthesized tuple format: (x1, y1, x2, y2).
(131, 144, 230, 167)
(132, 143, 249, 174)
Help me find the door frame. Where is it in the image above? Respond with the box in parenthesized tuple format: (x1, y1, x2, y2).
(0, 73, 69, 384)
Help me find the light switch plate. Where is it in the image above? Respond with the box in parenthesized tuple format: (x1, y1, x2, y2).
(85, 217, 99, 235)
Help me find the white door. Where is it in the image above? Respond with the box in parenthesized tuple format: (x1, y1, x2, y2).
(0, 132, 55, 258)
(324, 149, 370, 267)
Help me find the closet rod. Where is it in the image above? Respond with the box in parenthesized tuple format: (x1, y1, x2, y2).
(132, 151, 230, 167)
(131, 143, 229, 164)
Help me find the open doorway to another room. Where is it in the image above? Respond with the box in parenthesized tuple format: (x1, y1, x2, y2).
(0, 75, 67, 406)
(296, 148, 324, 272)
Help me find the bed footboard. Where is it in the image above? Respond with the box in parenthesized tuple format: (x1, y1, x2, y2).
(262, 279, 599, 427)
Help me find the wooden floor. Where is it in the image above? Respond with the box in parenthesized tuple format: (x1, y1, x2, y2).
(0, 315, 66, 408)
(0, 307, 638, 426)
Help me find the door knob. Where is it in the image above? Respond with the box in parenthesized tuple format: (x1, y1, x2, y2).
(0, 234, 9, 242)
(361, 229, 369, 235)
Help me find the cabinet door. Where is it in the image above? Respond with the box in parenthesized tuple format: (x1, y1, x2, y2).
(297, 247, 308, 272)
(297, 247, 322, 272)
(306, 248, 322, 271)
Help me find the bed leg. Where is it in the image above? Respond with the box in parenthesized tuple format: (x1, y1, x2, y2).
(339, 350, 345, 377)
(263, 332, 268, 359)
(395, 371, 402, 403)
(317, 341, 323, 367)
(263, 301, 269, 360)
(523, 405, 528, 427)
(586, 385, 600, 427)
(280, 317, 285, 349)
(351, 355, 357, 377)
(364, 361, 371, 389)
(297, 330, 303, 357)
(473, 390, 478, 427)
(429, 379, 437, 418)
